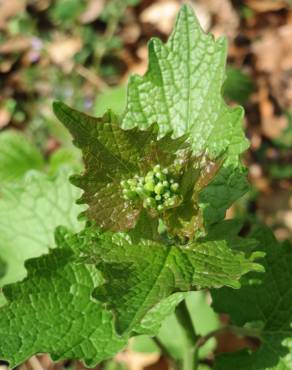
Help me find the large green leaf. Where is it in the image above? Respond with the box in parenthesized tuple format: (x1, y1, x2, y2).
(212, 227, 292, 370)
(122, 5, 249, 226)
(122, 5, 248, 157)
(0, 228, 126, 368)
(0, 169, 84, 286)
(73, 227, 264, 334)
(0, 228, 200, 368)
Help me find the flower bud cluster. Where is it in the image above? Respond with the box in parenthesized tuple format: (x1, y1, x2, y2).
(121, 165, 180, 212)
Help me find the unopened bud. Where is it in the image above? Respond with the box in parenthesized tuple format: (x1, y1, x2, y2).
(154, 183, 164, 195)
(144, 181, 155, 192)
(171, 183, 179, 192)
(163, 191, 171, 199)
(153, 164, 161, 173)
(144, 198, 156, 208)
(155, 171, 166, 181)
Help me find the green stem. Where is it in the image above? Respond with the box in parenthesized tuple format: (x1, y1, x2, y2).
(153, 337, 178, 369)
(175, 300, 198, 370)
(175, 300, 198, 345)
(95, 13, 120, 71)
(181, 347, 196, 370)
(153, 336, 173, 359)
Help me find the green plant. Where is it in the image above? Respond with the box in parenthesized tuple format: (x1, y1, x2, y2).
(0, 6, 291, 370)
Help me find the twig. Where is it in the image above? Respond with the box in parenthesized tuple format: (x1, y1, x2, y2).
(193, 325, 261, 367)
(75, 64, 108, 91)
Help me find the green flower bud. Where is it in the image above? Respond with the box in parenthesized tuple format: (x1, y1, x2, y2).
(163, 191, 171, 199)
(144, 197, 156, 208)
(127, 179, 137, 187)
(144, 181, 155, 192)
(123, 190, 137, 200)
(169, 195, 180, 205)
(146, 170, 154, 178)
(145, 174, 154, 184)
(165, 198, 175, 207)
(154, 182, 164, 195)
(122, 163, 181, 212)
(136, 186, 144, 195)
(155, 172, 166, 181)
(171, 182, 179, 192)
(153, 164, 161, 173)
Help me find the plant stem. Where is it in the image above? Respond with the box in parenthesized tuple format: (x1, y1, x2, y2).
(153, 337, 178, 370)
(95, 13, 120, 71)
(153, 336, 172, 359)
(175, 300, 198, 370)
(181, 347, 196, 370)
(175, 300, 198, 345)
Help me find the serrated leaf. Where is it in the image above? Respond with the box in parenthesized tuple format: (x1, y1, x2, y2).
(0, 130, 44, 185)
(212, 227, 292, 370)
(0, 169, 84, 286)
(122, 5, 250, 226)
(0, 228, 126, 368)
(53, 101, 194, 234)
(122, 5, 248, 157)
(53, 101, 226, 238)
(74, 227, 263, 334)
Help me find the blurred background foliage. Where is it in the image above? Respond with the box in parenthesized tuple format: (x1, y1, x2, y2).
(0, 0, 291, 369)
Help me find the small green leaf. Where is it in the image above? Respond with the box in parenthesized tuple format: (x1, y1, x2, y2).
(212, 226, 292, 370)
